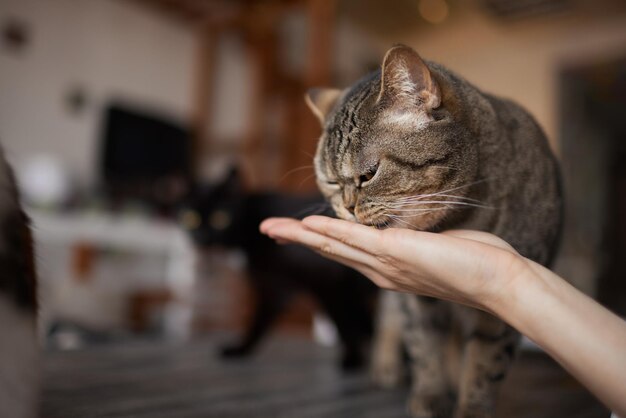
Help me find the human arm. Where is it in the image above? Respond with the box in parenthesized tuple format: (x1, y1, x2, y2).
(260, 215, 626, 416)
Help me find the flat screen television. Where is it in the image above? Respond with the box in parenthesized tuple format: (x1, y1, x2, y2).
(100, 103, 192, 213)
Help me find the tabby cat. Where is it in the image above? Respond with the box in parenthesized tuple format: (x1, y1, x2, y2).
(182, 169, 377, 370)
(306, 45, 562, 417)
(0, 147, 39, 418)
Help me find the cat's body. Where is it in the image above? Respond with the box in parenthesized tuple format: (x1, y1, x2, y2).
(0, 149, 39, 418)
(182, 170, 377, 370)
(307, 46, 561, 417)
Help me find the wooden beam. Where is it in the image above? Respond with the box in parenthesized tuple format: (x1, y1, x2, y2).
(304, 0, 335, 87)
(190, 23, 218, 172)
(125, 0, 243, 25)
(283, 0, 336, 191)
(238, 2, 287, 189)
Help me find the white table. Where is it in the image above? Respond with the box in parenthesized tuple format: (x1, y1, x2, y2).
(30, 209, 197, 340)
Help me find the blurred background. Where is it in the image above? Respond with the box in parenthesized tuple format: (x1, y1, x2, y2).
(1, 0, 625, 416)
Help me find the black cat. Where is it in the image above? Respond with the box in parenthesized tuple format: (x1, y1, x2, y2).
(181, 169, 377, 370)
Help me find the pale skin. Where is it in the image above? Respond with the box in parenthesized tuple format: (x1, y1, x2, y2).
(260, 215, 626, 417)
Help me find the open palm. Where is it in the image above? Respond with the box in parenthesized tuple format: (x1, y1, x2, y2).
(260, 215, 530, 312)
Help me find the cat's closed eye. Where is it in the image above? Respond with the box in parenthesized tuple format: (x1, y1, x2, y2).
(358, 163, 379, 187)
(431, 108, 447, 122)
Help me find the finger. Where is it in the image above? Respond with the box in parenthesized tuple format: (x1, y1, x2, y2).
(263, 218, 379, 268)
(263, 218, 396, 289)
(312, 250, 398, 290)
(260, 217, 292, 234)
(302, 215, 385, 255)
(259, 218, 297, 244)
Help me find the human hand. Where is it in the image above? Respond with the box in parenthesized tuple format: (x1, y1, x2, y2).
(261, 216, 626, 416)
(260, 216, 531, 312)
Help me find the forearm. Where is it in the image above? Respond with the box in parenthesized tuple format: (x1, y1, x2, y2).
(488, 261, 626, 416)
(261, 217, 626, 413)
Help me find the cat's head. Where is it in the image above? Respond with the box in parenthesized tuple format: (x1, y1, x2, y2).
(179, 168, 245, 247)
(306, 45, 479, 230)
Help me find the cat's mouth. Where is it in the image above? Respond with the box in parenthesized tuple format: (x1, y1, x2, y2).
(362, 219, 391, 230)
(358, 214, 404, 230)
(359, 209, 446, 231)
(349, 204, 449, 230)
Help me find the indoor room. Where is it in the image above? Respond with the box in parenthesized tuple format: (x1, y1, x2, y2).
(0, 0, 625, 417)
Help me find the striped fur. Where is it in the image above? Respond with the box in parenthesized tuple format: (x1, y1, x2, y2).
(0, 147, 39, 418)
(307, 45, 562, 418)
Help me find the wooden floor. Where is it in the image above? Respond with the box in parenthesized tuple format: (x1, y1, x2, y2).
(41, 334, 610, 418)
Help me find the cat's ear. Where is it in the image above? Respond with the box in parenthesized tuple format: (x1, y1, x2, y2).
(223, 166, 240, 190)
(305, 88, 342, 125)
(225, 166, 238, 181)
(378, 45, 440, 110)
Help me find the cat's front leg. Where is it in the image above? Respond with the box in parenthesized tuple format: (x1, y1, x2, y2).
(455, 309, 519, 418)
(405, 296, 454, 418)
(220, 287, 288, 358)
(371, 291, 405, 388)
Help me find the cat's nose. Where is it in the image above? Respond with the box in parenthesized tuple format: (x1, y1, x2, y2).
(342, 186, 357, 215)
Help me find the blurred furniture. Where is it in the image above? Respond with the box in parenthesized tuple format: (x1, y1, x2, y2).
(32, 209, 196, 340)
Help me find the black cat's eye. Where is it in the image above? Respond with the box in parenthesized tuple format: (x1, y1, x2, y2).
(209, 210, 231, 230)
(359, 163, 379, 186)
(180, 209, 201, 230)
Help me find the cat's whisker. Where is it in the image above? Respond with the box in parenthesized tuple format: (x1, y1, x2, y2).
(437, 177, 495, 195)
(386, 206, 452, 213)
(428, 194, 485, 203)
(391, 179, 497, 212)
(385, 214, 415, 228)
(388, 204, 494, 212)
(387, 200, 495, 210)
(293, 202, 331, 218)
(427, 165, 461, 171)
(388, 208, 451, 218)
(278, 165, 314, 183)
(390, 199, 489, 209)
(296, 172, 318, 190)
(396, 178, 494, 203)
(395, 193, 485, 204)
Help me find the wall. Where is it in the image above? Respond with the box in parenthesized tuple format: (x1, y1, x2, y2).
(361, 4, 626, 152)
(0, 0, 195, 188)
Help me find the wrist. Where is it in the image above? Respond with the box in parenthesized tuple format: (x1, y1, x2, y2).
(481, 256, 542, 323)
(485, 257, 566, 346)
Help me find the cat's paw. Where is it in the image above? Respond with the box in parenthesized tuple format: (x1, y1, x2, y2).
(370, 351, 403, 388)
(219, 344, 252, 358)
(407, 394, 454, 418)
(453, 406, 493, 418)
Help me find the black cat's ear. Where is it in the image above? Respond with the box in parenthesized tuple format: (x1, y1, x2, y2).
(378, 45, 440, 110)
(225, 166, 239, 181)
(223, 166, 240, 190)
(305, 88, 342, 125)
